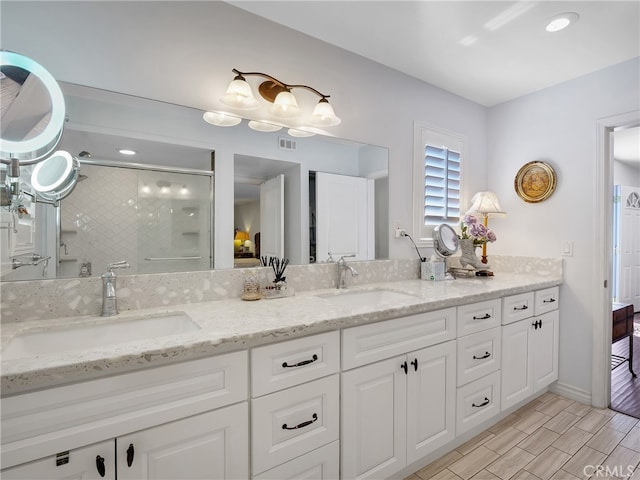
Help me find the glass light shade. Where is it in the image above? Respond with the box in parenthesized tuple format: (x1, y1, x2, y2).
(309, 99, 341, 127)
(203, 111, 242, 127)
(287, 128, 315, 138)
(248, 121, 282, 133)
(465, 191, 506, 216)
(30, 150, 80, 201)
(270, 91, 302, 118)
(220, 78, 259, 109)
(546, 12, 579, 32)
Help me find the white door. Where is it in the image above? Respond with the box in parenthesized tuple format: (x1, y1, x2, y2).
(532, 310, 560, 391)
(316, 172, 374, 261)
(615, 185, 640, 310)
(501, 319, 533, 410)
(260, 175, 285, 260)
(1, 440, 115, 480)
(341, 356, 407, 480)
(406, 341, 456, 464)
(117, 403, 248, 480)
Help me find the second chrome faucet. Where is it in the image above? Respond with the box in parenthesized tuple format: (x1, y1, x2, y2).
(336, 255, 358, 289)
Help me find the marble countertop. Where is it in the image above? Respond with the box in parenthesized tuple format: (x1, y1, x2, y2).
(1, 273, 562, 395)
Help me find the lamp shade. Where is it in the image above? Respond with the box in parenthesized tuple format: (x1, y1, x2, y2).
(466, 191, 506, 216)
(309, 98, 341, 127)
(235, 230, 250, 242)
(220, 77, 259, 110)
(270, 91, 302, 118)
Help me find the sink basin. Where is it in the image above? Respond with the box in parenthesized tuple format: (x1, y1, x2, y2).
(316, 288, 418, 306)
(2, 312, 200, 361)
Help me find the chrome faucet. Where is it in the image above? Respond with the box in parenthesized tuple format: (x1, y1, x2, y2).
(337, 255, 358, 289)
(101, 261, 130, 316)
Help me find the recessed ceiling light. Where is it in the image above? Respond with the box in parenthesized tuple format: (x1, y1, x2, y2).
(118, 148, 137, 155)
(546, 12, 579, 32)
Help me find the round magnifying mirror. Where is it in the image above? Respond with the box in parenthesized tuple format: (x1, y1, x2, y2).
(433, 224, 459, 258)
(0, 51, 66, 164)
(30, 150, 80, 202)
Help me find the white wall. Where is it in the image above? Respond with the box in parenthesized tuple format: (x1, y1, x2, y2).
(614, 160, 640, 187)
(487, 58, 640, 397)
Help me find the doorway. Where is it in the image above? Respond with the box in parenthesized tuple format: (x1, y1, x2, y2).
(593, 111, 640, 412)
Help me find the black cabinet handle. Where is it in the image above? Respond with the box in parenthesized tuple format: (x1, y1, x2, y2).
(532, 319, 543, 329)
(411, 358, 418, 371)
(282, 354, 318, 368)
(473, 351, 491, 360)
(127, 443, 134, 467)
(472, 397, 490, 408)
(514, 305, 529, 311)
(473, 314, 491, 320)
(283, 413, 318, 430)
(401, 361, 408, 374)
(96, 455, 106, 477)
(543, 298, 556, 303)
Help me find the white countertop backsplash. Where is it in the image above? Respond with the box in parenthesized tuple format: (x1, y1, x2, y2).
(0, 256, 562, 395)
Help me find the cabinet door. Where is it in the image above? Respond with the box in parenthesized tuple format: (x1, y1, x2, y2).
(253, 441, 339, 480)
(532, 310, 559, 391)
(501, 319, 533, 410)
(341, 356, 407, 480)
(117, 402, 248, 480)
(406, 341, 456, 465)
(1, 440, 115, 480)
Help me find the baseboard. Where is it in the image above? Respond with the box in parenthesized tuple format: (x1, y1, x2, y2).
(550, 381, 592, 405)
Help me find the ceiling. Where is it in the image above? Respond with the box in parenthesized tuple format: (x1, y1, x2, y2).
(230, 1, 640, 107)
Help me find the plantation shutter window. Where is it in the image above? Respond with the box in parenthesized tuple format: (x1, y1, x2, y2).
(424, 145, 460, 226)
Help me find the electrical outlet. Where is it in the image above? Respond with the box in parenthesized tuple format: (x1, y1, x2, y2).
(395, 227, 406, 238)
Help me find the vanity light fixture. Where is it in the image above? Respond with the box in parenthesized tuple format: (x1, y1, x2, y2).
(545, 12, 579, 32)
(219, 68, 341, 127)
(465, 191, 506, 265)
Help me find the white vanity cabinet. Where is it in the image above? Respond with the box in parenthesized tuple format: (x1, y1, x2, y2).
(1, 351, 249, 480)
(501, 287, 560, 410)
(250, 331, 340, 479)
(341, 308, 457, 480)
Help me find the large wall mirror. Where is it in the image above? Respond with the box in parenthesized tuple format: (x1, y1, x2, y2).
(1, 82, 389, 281)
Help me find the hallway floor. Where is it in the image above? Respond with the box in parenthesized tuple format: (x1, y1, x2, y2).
(610, 317, 640, 419)
(406, 391, 640, 480)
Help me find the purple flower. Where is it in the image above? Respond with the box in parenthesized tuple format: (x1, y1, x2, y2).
(487, 230, 497, 242)
(463, 215, 478, 225)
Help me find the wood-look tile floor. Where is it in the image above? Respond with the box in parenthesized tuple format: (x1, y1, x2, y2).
(405, 392, 640, 480)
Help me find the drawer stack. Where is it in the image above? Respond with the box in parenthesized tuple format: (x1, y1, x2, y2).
(455, 299, 502, 434)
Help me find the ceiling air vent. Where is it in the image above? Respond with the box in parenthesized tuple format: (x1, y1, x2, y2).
(278, 136, 297, 151)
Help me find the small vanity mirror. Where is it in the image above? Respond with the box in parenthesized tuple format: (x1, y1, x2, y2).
(432, 224, 459, 258)
(0, 51, 66, 164)
(30, 150, 80, 202)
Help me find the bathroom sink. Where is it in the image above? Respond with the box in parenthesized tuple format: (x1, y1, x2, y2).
(2, 312, 200, 361)
(316, 288, 419, 307)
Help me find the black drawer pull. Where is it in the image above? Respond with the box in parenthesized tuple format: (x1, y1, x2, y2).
(401, 361, 408, 374)
(514, 305, 529, 311)
(411, 358, 418, 371)
(473, 314, 491, 320)
(282, 354, 318, 368)
(283, 413, 318, 430)
(472, 397, 490, 408)
(96, 455, 106, 477)
(543, 298, 556, 303)
(473, 351, 491, 360)
(127, 443, 134, 467)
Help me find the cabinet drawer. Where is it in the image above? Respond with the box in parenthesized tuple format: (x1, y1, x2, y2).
(535, 287, 559, 315)
(251, 331, 340, 397)
(502, 292, 534, 325)
(457, 327, 501, 386)
(457, 299, 501, 336)
(456, 371, 501, 435)
(253, 441, 339, 480)
(342, 307, 456, 370)
(251, 375, 339, 475)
